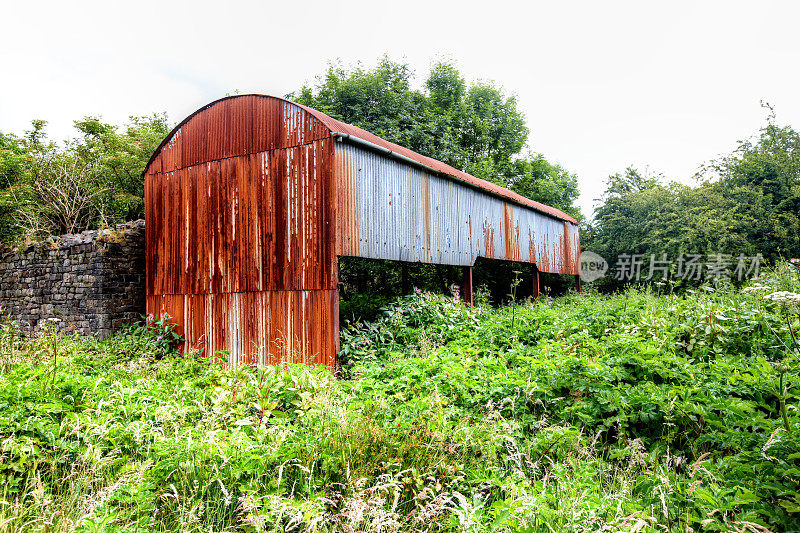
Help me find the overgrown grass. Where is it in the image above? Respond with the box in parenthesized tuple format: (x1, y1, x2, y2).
(1, 266, 799, 531)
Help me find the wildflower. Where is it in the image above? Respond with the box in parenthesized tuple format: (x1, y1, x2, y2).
(764, 291, 800, 307)
(742, 284, 769, 294)
(414, 287, 422, 294)
(451, 284, 461, 302)
(146, 313, 154, 323)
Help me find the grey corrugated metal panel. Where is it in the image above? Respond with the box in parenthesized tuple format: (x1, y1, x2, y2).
(336, 142, 579, 272)
(411, 164, 423, 261)
(472, 195, 484, 259)
(439, 180, 447, 261)
(494, 199, 504, 259)
(482, 194, 505, 260)
(473, 195, 483, 259)
(466, 193, 477, 262)
(457, 182, 466, 261)
(373, 151, 383, 259)
(414, 168, 425, 262)
(490, 196, 501, 258)
(454, 181, 468, 263)
(400, 166, 410, 258)
(431, 175, 444, 263)
(397, 164, 410, 260)
(368, 149, 379, 257)
(541, 216, 560, 271)
(430, 175, 440, 262)
(442, 178, 453, 262)
(357, 147, 369, 256)
(472, 195, 486, 260)
(519, 209, 533, 263)
(384, 155, 394, 259)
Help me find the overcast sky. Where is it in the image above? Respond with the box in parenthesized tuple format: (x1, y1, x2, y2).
(3, 0, 798, 218)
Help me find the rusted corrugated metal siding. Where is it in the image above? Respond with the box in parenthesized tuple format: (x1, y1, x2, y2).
(145, 96, 337, 368)
(145, 93, 580, 369)
(145, 291, 337, 368)
(334, 142, 580, 274)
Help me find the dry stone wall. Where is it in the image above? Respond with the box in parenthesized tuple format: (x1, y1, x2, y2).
(0, 220, 146, 339)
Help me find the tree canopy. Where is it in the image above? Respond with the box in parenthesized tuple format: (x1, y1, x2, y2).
(0, 114, 170, 242)
(586, 107, 800, 287)
(291, 57, 581, 220)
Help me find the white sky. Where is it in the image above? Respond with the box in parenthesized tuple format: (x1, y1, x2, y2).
(3, 0, 799, 219)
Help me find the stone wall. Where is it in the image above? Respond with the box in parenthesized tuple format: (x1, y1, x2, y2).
(0, 220, 146, 339)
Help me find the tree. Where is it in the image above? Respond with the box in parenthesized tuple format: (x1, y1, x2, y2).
(291, 57, 578, 216)
(18, 152, 106, 235)
(508, 154, 581, 221)
(71, 113, 172, 221)
(587, 109, 800, 290)
(292, 57, 426, 151)
(700, 107, 800, 261)
(460, 82, 527, 181)
(0, 131, 33, 242)
(0, 114, 172, 243)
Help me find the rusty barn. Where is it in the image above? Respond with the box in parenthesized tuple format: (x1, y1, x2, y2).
(144, 94, 581, 367)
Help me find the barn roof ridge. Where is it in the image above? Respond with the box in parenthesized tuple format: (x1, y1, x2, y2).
(146, 94, 578, 225)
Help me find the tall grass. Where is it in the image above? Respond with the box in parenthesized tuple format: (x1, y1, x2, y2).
(0, 265, 798, 531)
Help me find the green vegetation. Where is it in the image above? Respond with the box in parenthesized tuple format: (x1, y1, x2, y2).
(1, 266, 798, 532)
(0, 114, 170, 243)
(587, 104, 800, 285)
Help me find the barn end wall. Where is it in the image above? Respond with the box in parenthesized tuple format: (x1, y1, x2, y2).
(0, 221, 145, 339)
(144, 97, 338, 368)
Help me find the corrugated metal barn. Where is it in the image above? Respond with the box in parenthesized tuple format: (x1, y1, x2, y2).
(144, 94, 581, 368)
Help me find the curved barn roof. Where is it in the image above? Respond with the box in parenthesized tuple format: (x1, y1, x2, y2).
(146, 94, 577, 225)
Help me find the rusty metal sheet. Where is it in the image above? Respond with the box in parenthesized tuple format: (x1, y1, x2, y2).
(145, 96, 338, 369)
(149, 95, 330, 174)
(147, 291, 337, 368)
(147, 140, 336, 296)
